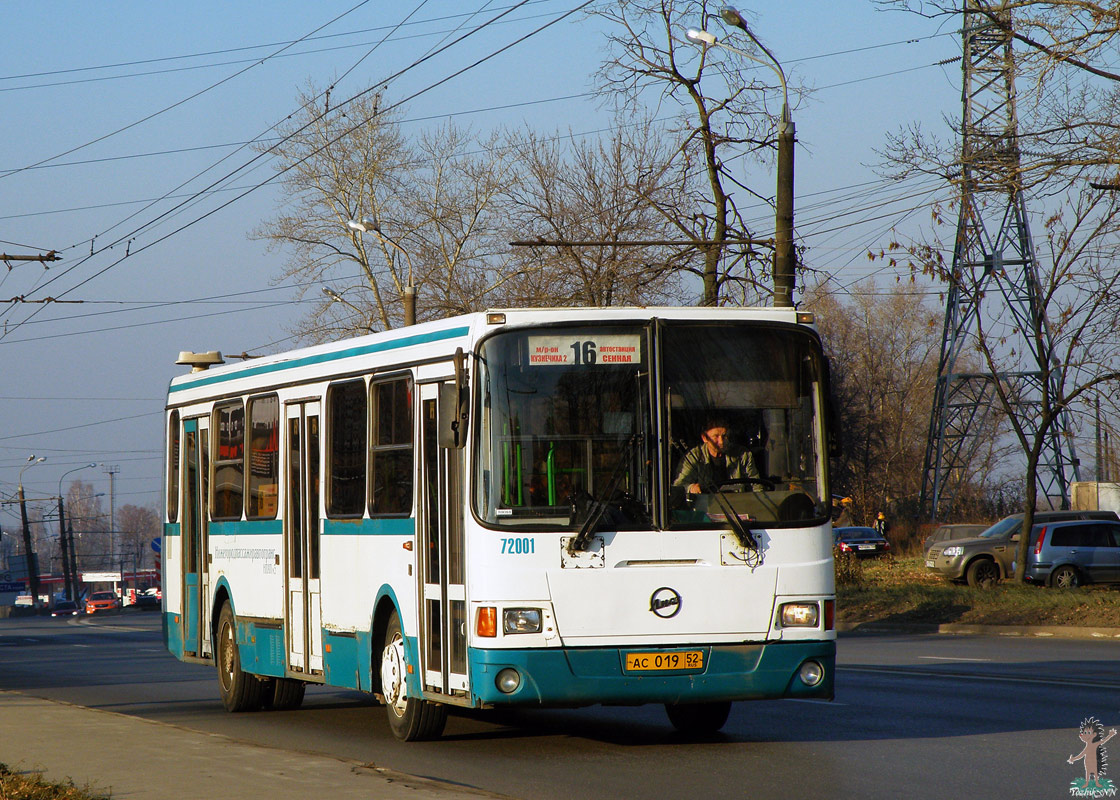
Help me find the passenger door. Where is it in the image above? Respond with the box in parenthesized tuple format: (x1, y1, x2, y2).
(284, 401, 323, 675)
(418, 382, 468, 699)
(180, 417, 210, 658)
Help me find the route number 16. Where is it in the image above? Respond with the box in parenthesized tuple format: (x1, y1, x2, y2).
(569, 340, 597, 365)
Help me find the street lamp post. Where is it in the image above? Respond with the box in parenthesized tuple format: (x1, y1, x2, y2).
(18, 455, 46, 605)
(346, 217, 417, 326)
(58, 463, 97, 601)
(686, 12, 796, 307)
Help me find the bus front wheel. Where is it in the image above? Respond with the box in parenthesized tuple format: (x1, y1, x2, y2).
(665, 701, 731, 735)
(379, 611, 447, 741)
(216, 602, 264, 712)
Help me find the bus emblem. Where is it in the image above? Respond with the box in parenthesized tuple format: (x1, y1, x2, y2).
(649, 587, 682, 618)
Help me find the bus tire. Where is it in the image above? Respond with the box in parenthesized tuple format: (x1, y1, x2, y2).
(265, 678, 306, 710)
(664, 700, 731, 735)
(216, 602, 264, 712)
(380, 610, 447, 741)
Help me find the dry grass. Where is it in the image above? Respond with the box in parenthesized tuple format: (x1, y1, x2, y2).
(0, 764, 108, 800)
(837, 556, 1120, 627)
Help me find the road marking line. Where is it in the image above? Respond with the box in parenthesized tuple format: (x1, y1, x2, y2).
(786, 698, 848, 706)
(919, 656, 990, 662)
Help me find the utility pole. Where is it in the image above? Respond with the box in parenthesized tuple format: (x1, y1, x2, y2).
(17, 456, 45, 605)
(68, 521, 80, 600)
(773, 112, 796, 307)
(104, 464, 119, 566)
(57, 494, 73, 600)
(18, 485, 41, 604)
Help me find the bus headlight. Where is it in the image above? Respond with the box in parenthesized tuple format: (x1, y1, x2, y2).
(503, 608, 542, 634)
(779, 602, 820, 628)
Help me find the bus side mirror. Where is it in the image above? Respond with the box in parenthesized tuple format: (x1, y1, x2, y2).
(439, 348, 469, 449)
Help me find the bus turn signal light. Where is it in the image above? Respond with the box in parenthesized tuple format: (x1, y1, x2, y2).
(477, 606, 497, 637)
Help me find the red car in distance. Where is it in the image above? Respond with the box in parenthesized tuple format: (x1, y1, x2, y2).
(85, 591, 121, 614)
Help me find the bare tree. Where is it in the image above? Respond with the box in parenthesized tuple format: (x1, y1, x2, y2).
(879, 1, 1120, 84)
(500, 116, 692, 306)
(879, 1, 1120, 192)
(117, 504, 160, 572)
(804, 281, 945, 522)
(594, 0, 794, 305)
(67, 480, 108, 571)
(253, 87, 513, 342)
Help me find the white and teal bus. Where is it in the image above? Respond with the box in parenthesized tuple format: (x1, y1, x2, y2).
(163, 306, 836, 740)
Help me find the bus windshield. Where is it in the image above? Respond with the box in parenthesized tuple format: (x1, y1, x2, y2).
(474, 321, 829, 530)
(662, 323, 828, 528)
(475, 325, 653, 530)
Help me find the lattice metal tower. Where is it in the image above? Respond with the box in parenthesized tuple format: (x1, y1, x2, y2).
(920, 1, 1081, 520)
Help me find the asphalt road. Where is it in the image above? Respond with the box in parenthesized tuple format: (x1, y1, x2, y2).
(1, 612, 1117, 800)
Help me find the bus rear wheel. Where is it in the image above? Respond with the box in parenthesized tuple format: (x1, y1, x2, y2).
(379, 611, 447, 741)
(216, 602, 264, 712)
(664, 700, 731, 735)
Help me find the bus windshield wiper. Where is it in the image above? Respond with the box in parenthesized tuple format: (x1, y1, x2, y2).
(567, 434, 641, 555)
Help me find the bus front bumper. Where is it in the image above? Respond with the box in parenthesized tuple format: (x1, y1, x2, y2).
(468, 640, 835, 707)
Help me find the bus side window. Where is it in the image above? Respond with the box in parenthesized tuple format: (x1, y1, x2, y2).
(370, 376, 413, 516)
(212, 401, 244, 521)
(246, 394, 279, 519)
(327, 380, 367, 517)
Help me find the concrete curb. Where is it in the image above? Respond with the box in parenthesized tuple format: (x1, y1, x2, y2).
(837, 621, 1120, 639)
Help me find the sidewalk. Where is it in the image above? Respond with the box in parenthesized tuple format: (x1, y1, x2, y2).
(0, 691, 505, 800)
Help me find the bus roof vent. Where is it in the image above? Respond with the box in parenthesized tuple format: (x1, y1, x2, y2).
(176, 350, 225, 372)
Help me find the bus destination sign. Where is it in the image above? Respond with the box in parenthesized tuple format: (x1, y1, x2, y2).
(527, 334, 641, 366)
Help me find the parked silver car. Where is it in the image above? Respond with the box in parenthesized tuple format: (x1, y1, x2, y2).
(1022, 519, 1120, 588)
(925, 510, 1119, 587)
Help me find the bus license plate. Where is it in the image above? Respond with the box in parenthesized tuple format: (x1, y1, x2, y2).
(624, 651, 703, 672)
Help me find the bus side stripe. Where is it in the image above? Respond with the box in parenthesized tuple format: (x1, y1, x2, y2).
(168, 325, 470, 394)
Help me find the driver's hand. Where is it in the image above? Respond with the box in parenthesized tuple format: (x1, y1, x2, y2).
(688, 483, 701, 494)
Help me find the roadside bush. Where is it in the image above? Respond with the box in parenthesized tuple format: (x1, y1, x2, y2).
(834, 548, 864, 586)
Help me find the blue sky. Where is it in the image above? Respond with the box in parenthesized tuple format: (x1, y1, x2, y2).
(0, 1, 957, 528)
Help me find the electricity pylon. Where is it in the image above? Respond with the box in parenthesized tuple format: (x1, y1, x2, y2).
(920, 1, 1080, 520)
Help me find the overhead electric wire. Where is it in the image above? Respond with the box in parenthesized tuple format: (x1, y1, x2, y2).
(0, 0, 375, 182)
(1, 1, 588, 342)
(0, 1, 557, 85)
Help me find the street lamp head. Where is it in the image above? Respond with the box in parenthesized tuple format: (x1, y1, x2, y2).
(685, 28, 717, 46)
(322, 286, 345, 303)
(720, 7, 748, 32)
(346, 216, 381, 235)
(27, 455, 45, 464)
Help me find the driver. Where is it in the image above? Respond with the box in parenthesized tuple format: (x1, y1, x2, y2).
(673, 418, 760, 495)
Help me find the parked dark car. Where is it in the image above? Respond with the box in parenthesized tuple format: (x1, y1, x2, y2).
(926, 509, 1120, 587)
(834, 526, 891, 558)
(50, 600, 81, 618)
(1023, 519, 1120, 588)
(923, 523, 988, 558)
